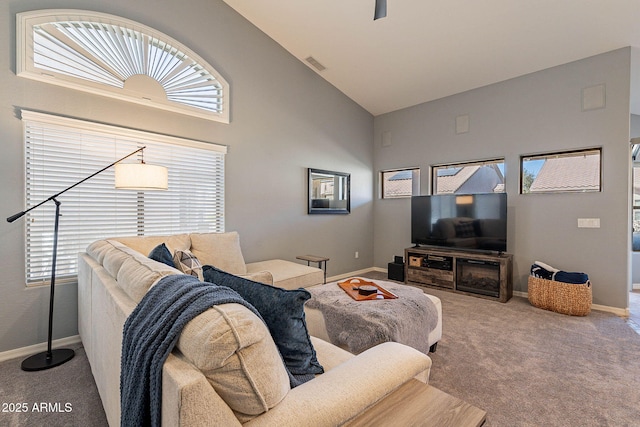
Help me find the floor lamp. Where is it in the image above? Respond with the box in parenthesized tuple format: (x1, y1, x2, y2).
(7, 146, 168, 371)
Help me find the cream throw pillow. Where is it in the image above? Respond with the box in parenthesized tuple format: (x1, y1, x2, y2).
(177, 303, 290, 420)
(111, 233, 191, 256)
(190, 232, 247, 275)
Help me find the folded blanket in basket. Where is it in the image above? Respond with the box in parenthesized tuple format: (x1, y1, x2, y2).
(530, 262, 589, 284)
(530, 263, 554, 280)
(534, 260, 558, 274)
(553, 271, 589, 284)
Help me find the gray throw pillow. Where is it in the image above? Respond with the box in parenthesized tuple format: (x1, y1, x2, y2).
(148, 243, 176, 268)
(202, 265, 324, 377)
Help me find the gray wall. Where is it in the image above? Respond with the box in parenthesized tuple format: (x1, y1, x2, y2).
(373, 48, 632, 309)
(0, 0, 373, 353)
(1, 1, 635, 355)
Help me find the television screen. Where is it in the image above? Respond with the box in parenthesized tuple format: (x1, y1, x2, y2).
(411, 193, 507, 253)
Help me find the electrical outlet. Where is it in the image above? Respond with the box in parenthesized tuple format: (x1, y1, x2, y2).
(577, 218, 600, 228)
(355, 251, 359, 259)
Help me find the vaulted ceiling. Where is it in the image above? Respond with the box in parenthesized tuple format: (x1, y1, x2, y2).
(223, 0, 640, 116)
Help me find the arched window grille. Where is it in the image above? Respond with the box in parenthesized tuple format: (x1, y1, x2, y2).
(17, 10, 230, 123)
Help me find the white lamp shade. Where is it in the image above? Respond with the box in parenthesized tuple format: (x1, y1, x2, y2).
(455, 195, 474, 205)
(115, 163, 168, 190)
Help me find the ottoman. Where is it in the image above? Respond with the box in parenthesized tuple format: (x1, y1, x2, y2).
(304, 279, 442, 354)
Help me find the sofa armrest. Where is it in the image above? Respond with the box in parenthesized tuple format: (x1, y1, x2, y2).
(162, 352, 242, 427)
(246, 259, 323, 289)
(244, 342, 431, 427)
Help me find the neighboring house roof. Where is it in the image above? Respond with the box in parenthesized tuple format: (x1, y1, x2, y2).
(436, 166, 480, 193)
(384, 178, 412, 197)
(437, 165, 504, 194)
(529, 155, 600, 192)
(386, 164, 505, 196)
(385, 170, 412, 197)
(389, 170, 413, 180)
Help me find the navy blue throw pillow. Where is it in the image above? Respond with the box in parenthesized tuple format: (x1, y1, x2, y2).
(148, 243, 176, 268)
(202, 265, 324, 376)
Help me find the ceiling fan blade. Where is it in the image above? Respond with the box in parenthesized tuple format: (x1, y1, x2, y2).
(374, 0, 387, 20)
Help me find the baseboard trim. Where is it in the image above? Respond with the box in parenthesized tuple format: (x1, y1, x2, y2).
(0, 335, 81, 364)
(514, 291, 628, 317)
(590, 303, 629, 317)
(633, 283, 640, 290)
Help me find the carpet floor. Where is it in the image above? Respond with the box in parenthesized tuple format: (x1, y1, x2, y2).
(0, 342, 107, 426)
(364, 271, 640, 426)
(2, 273, 640, 426)
(428, 290, 640, 426)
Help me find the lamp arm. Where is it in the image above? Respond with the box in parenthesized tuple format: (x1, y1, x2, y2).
(6, 146, 146, 223)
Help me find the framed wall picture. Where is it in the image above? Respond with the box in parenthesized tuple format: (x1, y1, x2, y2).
(308, 168, 350, 214)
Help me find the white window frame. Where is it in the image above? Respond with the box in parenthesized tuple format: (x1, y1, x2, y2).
(22, 110, 227, 286)
(17, 9, 230, 123)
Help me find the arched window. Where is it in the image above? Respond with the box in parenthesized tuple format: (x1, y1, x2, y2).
(17, 10, 230, 123)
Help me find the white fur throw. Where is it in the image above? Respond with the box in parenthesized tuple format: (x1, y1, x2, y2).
(306, 280, 438, 354)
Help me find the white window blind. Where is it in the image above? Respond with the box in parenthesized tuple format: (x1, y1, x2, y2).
(22, 110, 226, 285)
(18, 10, 230, 123)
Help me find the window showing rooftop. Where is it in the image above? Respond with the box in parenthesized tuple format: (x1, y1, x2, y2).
(521, 148, 601, 194)
(432, 159, 504, 195)
(436, 167, 462, 177)
(380, 168, 420, 199)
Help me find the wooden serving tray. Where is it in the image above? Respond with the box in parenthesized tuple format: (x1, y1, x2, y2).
(338, 278, 398, 301)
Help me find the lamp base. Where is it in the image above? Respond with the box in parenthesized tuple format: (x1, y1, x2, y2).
(21, 348, 75, 371)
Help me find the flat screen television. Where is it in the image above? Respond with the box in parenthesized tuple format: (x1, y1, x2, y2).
(411, 193, 507, 253)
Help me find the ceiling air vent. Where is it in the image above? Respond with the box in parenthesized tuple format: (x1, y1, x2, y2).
(305, 56, 326, 72)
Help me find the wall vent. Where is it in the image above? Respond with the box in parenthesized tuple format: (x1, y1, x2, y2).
(305, 56, 326, 72)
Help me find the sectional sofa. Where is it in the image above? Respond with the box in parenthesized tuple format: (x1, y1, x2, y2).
(77, 232, 433, 426)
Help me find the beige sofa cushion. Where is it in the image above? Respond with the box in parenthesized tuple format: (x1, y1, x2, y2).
(177, 303, 290, 421)
(190, 232, 247, 275)
(240, 270, 274, 286)
(310, 336, 354, 372)
(86, 240, 181, 303)
(111, 233, 191, 256)
(246, 259, 323, 290)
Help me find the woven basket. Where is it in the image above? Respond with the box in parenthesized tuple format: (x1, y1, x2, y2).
(528, 276, 592, 316)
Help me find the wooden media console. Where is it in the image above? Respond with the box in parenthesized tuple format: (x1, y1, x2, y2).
(405, 246, 513, 302)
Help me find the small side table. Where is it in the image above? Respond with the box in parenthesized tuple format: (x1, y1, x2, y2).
(296, 255, 329, 284)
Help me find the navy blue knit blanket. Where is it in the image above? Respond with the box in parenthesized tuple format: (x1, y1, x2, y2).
(120, 274, 297, 427)
(530, 263, 589, 284)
